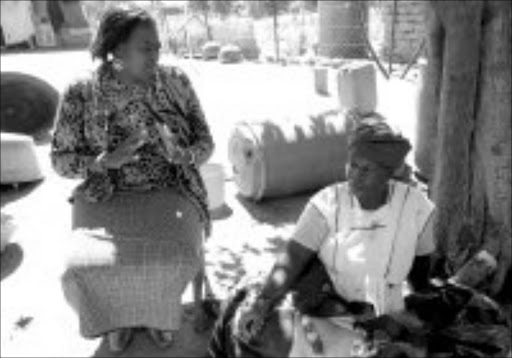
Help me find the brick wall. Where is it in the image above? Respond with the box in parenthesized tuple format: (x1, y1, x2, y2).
(368, 0, 426, 64)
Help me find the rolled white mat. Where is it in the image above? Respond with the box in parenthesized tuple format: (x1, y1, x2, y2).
(337, 61, 377, 115)
(0, 132, 44, 184)
(228, 110, 353, 201)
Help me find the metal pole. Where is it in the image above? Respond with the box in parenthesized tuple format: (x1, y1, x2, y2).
(273, 2, 280, 62)
(364, 34, 390, 80)
(388, 0, 398, 75)
(400, 37, 426, 79)
(358, 1, 389, 80)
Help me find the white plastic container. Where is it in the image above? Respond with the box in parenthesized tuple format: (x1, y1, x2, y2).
(337, 61, 377, 115)
(0, 132, 44, 184)
(200, 163, 226, 211)
(314, 65, 339, 96)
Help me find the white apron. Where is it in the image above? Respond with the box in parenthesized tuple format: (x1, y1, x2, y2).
(290, 182, 419, 357)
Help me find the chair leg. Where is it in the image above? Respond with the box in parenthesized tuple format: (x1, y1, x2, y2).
(193, 266, 205, 305)
(193, 267, 212, 332)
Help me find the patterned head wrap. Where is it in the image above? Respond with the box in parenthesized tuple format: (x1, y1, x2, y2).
(348, 115, 411, 171)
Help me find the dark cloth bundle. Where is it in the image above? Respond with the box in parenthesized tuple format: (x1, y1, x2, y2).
(207, 287, 294, 358)
(355, 281, 512, 358)
(207, 257, 373, 358)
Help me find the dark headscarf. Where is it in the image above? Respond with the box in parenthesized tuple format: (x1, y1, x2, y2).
(348, 115, 411, 171)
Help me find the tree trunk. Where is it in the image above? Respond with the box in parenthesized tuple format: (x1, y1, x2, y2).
(414, 3, 443, 182)
(273, 2, 280, 62)
(421, 0, 511, 299)
(203, 11, 212, 41)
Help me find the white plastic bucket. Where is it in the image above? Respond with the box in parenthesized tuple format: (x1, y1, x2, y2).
(200, 163, 225, 211)
(337, 61, 377, 115)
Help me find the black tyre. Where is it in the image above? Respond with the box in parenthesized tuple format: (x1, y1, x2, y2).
(1, 72, 59, 137)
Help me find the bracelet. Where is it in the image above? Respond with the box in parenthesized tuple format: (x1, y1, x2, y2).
(178, 147, 195, 165)
(189, 150, 196, 165)
(88, 155, 105, 173)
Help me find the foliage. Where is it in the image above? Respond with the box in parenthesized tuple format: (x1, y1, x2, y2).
(187, 0, 210, 14)
(210, 0, 235, 17)
(247, 0, 291, 18)
(187, 0, 239, 17)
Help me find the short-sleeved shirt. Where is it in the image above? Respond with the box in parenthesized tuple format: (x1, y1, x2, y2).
(293, 181, 435, 255)
(292, 180, 435, 313)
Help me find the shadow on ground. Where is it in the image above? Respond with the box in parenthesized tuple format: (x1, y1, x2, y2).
(0, 181, 44, 208)
(92, 303, 215, 358)
(205, 192, 311, 295)
(210, 204, 233, 221)
(236, 193, 310, 227)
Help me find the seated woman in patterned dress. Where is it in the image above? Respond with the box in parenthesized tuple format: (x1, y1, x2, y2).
(50, 7, 214, 353)
(207, 118, 436, 357)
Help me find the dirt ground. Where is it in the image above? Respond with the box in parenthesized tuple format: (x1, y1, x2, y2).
(0, 50, 419, 357)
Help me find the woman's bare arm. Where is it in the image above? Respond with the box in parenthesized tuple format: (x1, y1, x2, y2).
(257, 204, 330, 310)
(237, 200, 330, 340)
(258, 240, 317, 309)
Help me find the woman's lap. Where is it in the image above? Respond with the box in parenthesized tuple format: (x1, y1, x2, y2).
(67, 187, 202, 267)
(62, 187, 203, 337)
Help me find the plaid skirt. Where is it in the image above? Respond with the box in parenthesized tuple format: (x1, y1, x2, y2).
(62, 187, 203, 338)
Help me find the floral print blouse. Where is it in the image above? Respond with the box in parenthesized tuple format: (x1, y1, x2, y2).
(51, 63, 214, 236)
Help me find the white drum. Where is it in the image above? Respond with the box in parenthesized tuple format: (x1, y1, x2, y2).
(228, 111, 353, 201)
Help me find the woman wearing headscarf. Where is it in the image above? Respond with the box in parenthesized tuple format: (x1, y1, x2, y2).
(50, 7, 213, 352)
(207, 116, 436, 357)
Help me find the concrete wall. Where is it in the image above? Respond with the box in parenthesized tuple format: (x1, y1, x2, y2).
(369, 0, 426, 64)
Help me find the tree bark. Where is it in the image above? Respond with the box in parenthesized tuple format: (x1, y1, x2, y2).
(472, 1, 512, 295)
(203, 11, 212, 41)
(422, 1, 511, 298)
(414, 3, 443, 181)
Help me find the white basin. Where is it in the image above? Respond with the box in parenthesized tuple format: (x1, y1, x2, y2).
(1, 132, 44, 184)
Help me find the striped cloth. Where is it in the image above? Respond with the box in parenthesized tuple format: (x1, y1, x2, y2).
(62, 187, 203, 338)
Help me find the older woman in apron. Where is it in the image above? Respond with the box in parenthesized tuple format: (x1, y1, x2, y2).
(50, 7, 213, 353)
(208, 117, 436, 357)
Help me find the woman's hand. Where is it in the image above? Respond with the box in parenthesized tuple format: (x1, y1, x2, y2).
(165, 146, 194, 165)
(155, 122, 194, 165)
(90, 127, 148, 171)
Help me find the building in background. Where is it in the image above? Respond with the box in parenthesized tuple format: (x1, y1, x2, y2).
(0, 1, 36, 48)
(368, 0, 426, 64)
(0, 0, 91, 50)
